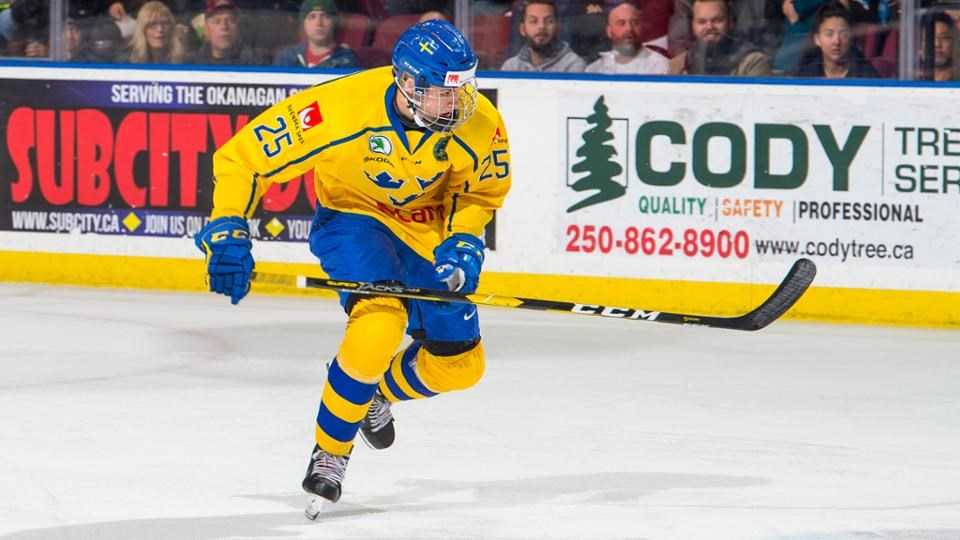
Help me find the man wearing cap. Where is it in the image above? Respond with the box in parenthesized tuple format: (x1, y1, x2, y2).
(274, 0, 358, 68)
(190, 0, 266, 65)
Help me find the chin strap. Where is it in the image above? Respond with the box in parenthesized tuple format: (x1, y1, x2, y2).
(411, 109, 430, 129)
(402, 94, 439, 131)
(394, 77, 429, 129)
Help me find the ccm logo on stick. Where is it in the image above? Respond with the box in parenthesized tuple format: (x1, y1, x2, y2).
(572, 304, 660, 320)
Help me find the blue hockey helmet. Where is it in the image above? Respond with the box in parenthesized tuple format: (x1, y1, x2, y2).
(392, 19, 479, 132)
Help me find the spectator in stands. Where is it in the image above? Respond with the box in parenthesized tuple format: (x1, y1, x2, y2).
(118, 1, 187, 63)
(190, 0, 266, 64)
(774, 0, 826, 73)
(668, 0, 785, 58)
(919, 11, 959, 81)
(0, 0, 45, 56)
(586, 1, 669, 74)
(59, 19, 83, 59)
(501, 0, 586, 72)
(22, 16, 97, 61)
(274, 0, 358, 68)
(795, 2, 877, 78)
(505, 1, 610, 64)
(0, 0, 131, 51)
(565, 1, 609, 63)
(21, 34, 49, 57)
(73, 17, 126, 62)
(669, 0, 772, 75)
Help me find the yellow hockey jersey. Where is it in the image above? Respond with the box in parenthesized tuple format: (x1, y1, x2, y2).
(210, 66, 511, 261)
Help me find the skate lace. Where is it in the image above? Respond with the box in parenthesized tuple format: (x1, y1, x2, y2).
(310, 450, 347, 484)
(366, 393, 393, 432)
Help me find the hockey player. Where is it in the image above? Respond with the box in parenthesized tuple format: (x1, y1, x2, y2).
(194, 19, 511, 515)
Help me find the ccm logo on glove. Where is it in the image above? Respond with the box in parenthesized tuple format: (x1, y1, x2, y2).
(209, 229, 250, 243)
(195, 216, 255, 305)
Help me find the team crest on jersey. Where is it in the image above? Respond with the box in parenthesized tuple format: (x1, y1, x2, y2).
(297, 102, 322, 131)
(433, 137, 450, 161)
(369, 135, 393, 156)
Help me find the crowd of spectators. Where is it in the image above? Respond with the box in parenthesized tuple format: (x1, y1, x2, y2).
(0, 0, 957, 79)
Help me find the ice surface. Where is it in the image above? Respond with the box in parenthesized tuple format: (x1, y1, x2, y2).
(1, 284, 958, 540)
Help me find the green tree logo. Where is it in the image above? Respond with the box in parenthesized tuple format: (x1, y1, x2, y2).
(567, 96, 626, 212)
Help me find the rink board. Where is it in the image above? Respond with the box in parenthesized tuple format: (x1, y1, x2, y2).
(0, 65, 958, 327)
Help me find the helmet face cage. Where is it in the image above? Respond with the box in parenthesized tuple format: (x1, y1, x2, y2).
(396, 72, 478, 132)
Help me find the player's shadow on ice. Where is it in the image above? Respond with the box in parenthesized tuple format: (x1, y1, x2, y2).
(0, 471, 764, 539)
(8, 475, 960, 540)
(367, 470, 768, 509)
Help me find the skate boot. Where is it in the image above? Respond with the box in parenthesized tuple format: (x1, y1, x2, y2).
(359, 390, 395, 450)
(302, 444, 350, 519)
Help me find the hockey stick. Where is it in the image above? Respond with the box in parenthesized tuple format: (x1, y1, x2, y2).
(250, 258, 816, 331)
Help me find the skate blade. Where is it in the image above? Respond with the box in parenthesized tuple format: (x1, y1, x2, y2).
(357, 431, 374, 450)
(304, 495, 329, 521)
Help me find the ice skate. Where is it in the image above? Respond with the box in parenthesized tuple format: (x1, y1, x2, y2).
(302, 444, 350, 520)
(359, 390, 395, 450)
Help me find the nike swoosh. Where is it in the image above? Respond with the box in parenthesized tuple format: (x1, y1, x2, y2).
(463, 308, 477, 321)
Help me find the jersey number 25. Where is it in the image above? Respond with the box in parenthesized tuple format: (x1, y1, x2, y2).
(253, 116, 293, 158)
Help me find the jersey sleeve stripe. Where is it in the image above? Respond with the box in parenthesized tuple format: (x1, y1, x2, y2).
(262, 126, 394, 179)
(242, 174, 259, 217)
(446, 193, 459, 232)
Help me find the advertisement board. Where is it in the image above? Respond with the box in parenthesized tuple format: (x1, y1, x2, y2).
(0, 77, 319, 247)
(0, 66, 956, 325)
(544, 85, 959, 291)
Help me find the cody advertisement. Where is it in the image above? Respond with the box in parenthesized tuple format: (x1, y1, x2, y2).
(560, 87, 959, 291)
(0, 78, 321, 244)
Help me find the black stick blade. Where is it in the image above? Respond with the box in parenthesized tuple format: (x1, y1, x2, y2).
(733, 258, 817, 331)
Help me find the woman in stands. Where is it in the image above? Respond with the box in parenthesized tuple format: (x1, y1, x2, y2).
(119, 1, 187, 64)
(796, 2, 877, 78)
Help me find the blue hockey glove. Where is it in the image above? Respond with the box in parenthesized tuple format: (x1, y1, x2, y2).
(433, 233, 484, 294)
(195, 216, 254, 305)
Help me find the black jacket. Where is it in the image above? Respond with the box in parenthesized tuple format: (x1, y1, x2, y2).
(795, 45, 880, 78)
(684, 34, 766, 76)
